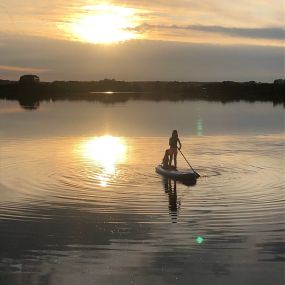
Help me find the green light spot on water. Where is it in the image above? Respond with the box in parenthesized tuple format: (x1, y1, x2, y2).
(196, 236, 204, 244)
(196, 118, 203, 136)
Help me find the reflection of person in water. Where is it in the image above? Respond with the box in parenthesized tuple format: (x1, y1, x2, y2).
(162, 178, 196, 223)
(163, 178, 179, 222)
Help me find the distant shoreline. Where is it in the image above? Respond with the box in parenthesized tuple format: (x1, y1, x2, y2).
(0, 79, 284, 107)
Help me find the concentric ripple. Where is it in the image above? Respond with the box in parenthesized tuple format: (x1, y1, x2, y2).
(1, 135, 284, 218)
(0, 135, 284, 280)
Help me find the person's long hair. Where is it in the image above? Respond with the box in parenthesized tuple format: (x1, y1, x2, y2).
(172, 130, 178, 138)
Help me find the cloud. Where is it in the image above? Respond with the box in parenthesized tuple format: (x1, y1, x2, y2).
(0, 65, 49, 72)
(136, 24, 285, 41)
(1, 0, 284, 46)
(190, 26, 285, 40)
(118, 0, 284, 26)
(0, 34, 283, 82)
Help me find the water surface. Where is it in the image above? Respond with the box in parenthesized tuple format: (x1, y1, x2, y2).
(0, 100, 284, 285)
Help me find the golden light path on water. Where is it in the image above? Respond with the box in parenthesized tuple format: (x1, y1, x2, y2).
(79, 135, 127, 187)
(59, 4, 142, 44)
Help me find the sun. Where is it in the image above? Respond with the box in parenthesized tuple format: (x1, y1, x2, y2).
(60, 5, 142, 44)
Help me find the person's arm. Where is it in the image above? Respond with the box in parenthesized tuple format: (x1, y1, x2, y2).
(178, 138, 182, 150)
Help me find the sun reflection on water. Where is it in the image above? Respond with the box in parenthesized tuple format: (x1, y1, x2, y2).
(80, 136, 127, 186)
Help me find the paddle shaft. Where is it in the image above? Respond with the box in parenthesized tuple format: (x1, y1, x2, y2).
(178, 149, 200, 177)
(178, 149, 194, 170)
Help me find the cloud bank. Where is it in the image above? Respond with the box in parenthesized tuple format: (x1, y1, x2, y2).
(137, 24, 285, 41)
(0, 34, 283, 82)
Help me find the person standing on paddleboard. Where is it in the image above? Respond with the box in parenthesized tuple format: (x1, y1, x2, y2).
(169, 130, 182, 169)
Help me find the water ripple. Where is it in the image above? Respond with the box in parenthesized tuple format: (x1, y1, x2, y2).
(0, 136, 284, 268)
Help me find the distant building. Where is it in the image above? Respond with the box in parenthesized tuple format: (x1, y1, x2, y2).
(19, 75, 40, 85)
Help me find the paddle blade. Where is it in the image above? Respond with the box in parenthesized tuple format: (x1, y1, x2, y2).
(194, 171, 200, 178)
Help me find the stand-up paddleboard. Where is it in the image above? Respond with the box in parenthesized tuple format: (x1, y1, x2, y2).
(155, 164, 197, 180)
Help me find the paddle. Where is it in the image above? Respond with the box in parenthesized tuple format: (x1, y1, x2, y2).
(178, 149, 200, 178)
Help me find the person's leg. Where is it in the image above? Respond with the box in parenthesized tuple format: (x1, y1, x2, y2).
(169, 153, 173, 166)
(174, 153, 177, 168)
(166, 149, 171, 167)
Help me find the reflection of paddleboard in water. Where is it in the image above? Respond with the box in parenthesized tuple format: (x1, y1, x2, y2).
(155, 164, 197, 181)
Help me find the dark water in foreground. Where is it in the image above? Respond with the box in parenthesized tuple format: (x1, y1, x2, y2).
(0, 100, 284, 285)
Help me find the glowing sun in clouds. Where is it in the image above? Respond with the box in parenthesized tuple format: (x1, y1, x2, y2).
(64, 5, 141, 44)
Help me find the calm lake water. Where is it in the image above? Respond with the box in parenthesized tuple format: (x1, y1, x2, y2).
(0, 99, 284, 285)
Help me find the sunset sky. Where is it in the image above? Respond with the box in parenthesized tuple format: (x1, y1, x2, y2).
(0, 0, 284, 81)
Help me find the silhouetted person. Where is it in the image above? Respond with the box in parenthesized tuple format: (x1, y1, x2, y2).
(162, 149, 170, 169)
(162, 149, 177, 170)
(169, 130, 182, 169)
